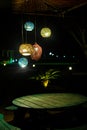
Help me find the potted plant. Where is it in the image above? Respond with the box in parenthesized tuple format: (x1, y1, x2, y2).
(29, 69, 61, 87)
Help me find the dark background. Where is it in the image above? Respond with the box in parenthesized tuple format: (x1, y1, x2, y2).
(0, 1, 87, 99)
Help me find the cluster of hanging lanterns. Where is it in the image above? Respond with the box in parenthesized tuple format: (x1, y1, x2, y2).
(19, 20, 52, 62)
(19, 42, 42, 61)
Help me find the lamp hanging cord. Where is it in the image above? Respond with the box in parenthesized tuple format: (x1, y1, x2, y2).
(21, 15, 24, 43)
(34, 16, 37, 43)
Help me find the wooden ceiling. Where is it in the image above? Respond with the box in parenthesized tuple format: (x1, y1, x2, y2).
(12, 0, 87, 16)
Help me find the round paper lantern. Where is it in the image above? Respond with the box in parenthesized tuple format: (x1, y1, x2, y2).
(18, 57, 28, 68)
(24, 21, 34, 31)
(31, 43, 42, 61)
(40, 27, 51, 38)
(19, 43, 35, 56)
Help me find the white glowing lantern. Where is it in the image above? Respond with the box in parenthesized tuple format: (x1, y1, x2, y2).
(19, 43, 35, 56)
(24, 21, 34, 31)
(40, 27, 51, 38)
(18, 57, 28, 68)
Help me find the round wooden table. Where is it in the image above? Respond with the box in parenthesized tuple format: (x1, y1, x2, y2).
(12, 93, 87, 109)
(12, 93, 87, 129)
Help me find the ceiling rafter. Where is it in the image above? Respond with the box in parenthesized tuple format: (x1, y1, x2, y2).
(61, 1, 87, 16)
(12, 0, 87, 16)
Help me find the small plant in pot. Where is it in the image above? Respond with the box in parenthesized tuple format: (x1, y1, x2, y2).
(30, 69, 61, 87)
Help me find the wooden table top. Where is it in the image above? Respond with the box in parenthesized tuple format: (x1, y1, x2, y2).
(12, 93, 87, 109)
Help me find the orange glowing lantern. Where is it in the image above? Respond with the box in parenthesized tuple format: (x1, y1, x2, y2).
(19, 43, 35, 56)
(31, 43, 42, 61)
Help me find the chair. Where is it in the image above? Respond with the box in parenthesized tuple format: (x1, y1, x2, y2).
(0, 113, 21, 130)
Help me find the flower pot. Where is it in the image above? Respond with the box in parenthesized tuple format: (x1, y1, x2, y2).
(42, 79, 49, 87)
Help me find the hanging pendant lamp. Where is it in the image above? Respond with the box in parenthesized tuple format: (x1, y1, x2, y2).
(19, 43, 35, 56)
(24, 21, 34, 31)
(31, 43, 42, 61)
(18, 57, 28, 68)
(40, 27, 51, 38)
(19, 16, 35, 56)
(30, 16, 42, 61)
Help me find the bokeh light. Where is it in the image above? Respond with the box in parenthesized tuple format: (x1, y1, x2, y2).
(69, 66, 72, 70)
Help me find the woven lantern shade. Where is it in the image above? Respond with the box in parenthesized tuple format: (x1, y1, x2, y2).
(40, 27, 51, 38)
(31, 43, 42, 61)
(24, 21, 34, 31)
(18, 57, 28, 68)
(19, 43, 35, 56)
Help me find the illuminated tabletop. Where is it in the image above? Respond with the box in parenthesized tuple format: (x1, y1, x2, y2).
(12, 93, 87, 109)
